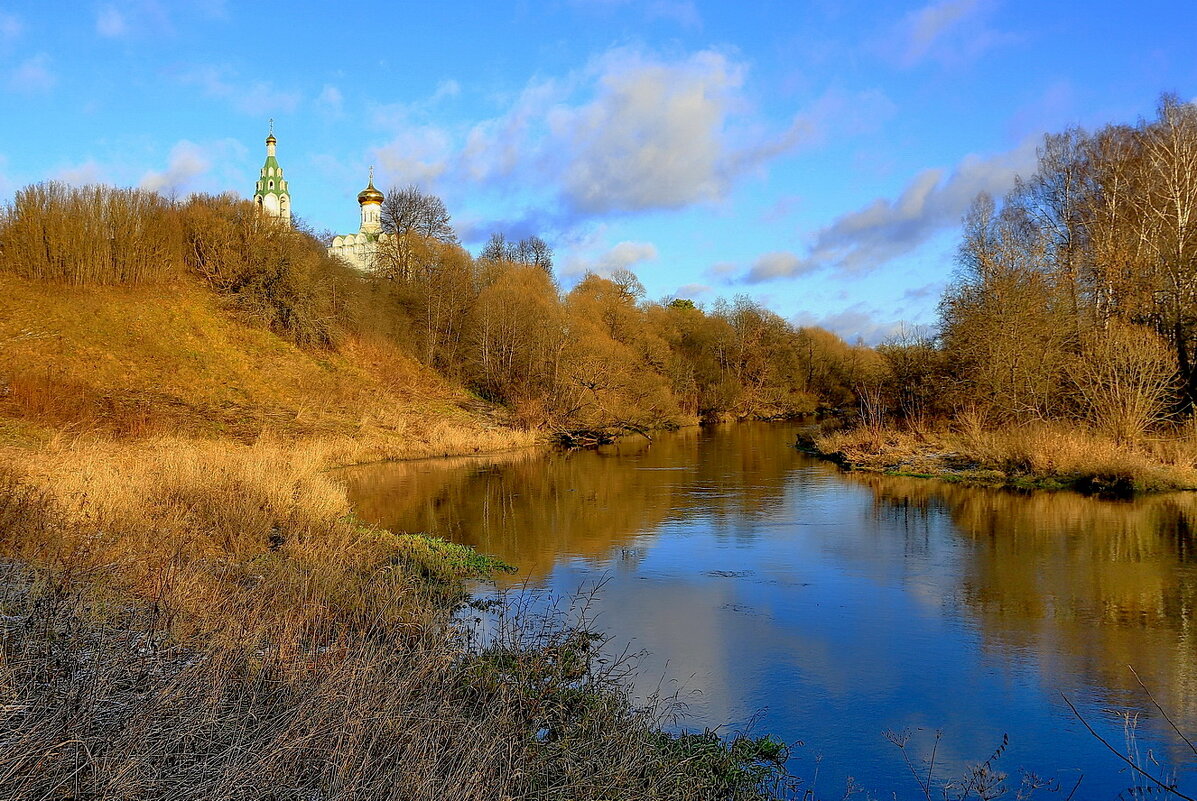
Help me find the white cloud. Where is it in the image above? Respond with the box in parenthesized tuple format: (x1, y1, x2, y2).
(372, 124, 454, 185)
(137, 139, 245, 194)
(564, 240, 658, 277)
(890, 0, 1013, 67)
(180, 65, 300, 115)
(705, 261, 738, 277)
(316, 84, 343, 117)
(379, 47, 831, 218)
(474, 48, 824, 215)
(90, 1, 173, 37)
(432, 79, 460, 101)
(673, 283, 711, 298)
(900, 0, 980, 64)
(8, 54, 54, 93)
(96, 4, 128, 37)
(0, 12, 23, 43)
(792, 303, 908, 346)
(551, 49, 753, 213)
(740, 138, 1038, 282)
(55, 160, 107, 186)
(744, 251, 817, 283)
(457, 76, 567, 183)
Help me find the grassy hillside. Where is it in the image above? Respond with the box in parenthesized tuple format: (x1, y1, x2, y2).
(0, 273, 531, 459)
(0, 196, 799, 797)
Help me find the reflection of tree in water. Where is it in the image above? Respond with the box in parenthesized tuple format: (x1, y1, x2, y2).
(336, 423, 805, 582)
(851, 473, 1197, 754)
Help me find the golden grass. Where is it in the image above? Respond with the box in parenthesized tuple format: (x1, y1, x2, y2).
(3, 439, 431, 641)
(814, 422, 1197, 493)
(0, 433, 794, 800)
(0, 274, 537, 458)
(0, 235, 801, 797)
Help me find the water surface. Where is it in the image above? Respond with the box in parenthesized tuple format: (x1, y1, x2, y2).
(338, 423, 1197, 799)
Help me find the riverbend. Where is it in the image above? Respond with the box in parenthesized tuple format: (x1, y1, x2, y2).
(340, 422, 1197, 799)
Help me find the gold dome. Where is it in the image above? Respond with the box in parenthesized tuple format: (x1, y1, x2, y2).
(357, 167, 384, 205)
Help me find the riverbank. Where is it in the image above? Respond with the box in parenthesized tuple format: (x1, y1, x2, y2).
(0, 269, 801, 797)
(0, 432, 798, 800)
(805, 424, 1197, 495)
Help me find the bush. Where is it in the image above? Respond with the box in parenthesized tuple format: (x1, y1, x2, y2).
(0, 182, 184, 284)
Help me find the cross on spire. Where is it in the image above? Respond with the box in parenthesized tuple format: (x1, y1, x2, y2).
(269, 118, 274, 136)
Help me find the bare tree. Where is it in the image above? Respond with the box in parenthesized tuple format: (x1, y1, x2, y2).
(378, 185, 457, 280)
(524, 235, 553, 272)
(1131, 95, 1197, 407)
(479, 232, 553, 272)
(1068, 321, 1177, 442)
(380, 185, 457, 244)
(480, 232, 510, 263)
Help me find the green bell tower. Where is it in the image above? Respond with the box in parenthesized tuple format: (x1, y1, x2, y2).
(253, 120, 291, 226)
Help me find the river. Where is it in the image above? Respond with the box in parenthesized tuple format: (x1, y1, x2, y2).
(337, 422, 1197, 799)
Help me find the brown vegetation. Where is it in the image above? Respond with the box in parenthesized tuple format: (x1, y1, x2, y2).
(0, 441, 795, 800)
(817, 96, 1197, 492)
(0, 182, 869, 441)
(813, 423, 1197, 494)
(0, 177, 830, 798)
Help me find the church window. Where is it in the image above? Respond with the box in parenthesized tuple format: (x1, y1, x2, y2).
(269, 180, 274, 189)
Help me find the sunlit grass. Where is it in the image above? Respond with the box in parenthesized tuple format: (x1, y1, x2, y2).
(813, 422, 1197, 493)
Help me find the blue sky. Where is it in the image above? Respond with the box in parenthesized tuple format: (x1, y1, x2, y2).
(1, 1, 1194, 342)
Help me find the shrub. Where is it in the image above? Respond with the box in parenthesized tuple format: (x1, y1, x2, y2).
(0, 182, 183, 284)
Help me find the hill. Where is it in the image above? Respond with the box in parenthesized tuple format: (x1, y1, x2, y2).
(0, 273, 530, 460)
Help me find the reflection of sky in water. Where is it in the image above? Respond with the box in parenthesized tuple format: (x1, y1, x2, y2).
(341, 424, 1197, 799)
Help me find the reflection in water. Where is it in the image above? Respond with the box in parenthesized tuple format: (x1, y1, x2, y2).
(339, 424, 800, 582)
(338, 423, 1197, 799)
(854, 474, 1197, 756)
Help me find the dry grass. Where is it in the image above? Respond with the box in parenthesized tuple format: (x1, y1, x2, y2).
(0, 273, 536, 458)
(0, 437, 795, 800)
(813, 422, 1197, 494)
(0, 192, 806, 797)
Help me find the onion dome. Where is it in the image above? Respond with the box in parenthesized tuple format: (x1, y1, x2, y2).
(357, 167, 384, 205)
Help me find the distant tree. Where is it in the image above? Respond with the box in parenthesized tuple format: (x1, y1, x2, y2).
(609, 269, 645, 303)
(877, 325, 943, 431)
(1068, 321, 1177, 442)
(480, 231, 553, 272)
(380, 185, 457, 244)
(480, 232, 510, 263)
(377, 185, 457, 280)
(523, 235, 553, 272)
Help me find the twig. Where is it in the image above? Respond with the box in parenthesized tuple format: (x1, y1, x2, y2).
(1129, 665, 1197, 758)
(1059, 691, 1194, 800)
(1063, 773, 1084, 801)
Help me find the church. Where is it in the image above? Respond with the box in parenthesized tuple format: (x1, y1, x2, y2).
(252, 125, 391, 271)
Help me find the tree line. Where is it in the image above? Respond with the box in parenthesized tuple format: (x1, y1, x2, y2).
(0, 181, 876, 433)
(870, 95, 1197, 444)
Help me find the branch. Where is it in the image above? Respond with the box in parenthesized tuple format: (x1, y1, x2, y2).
(1129, 665, 1197, 758)
(1059, 691, 1194, 800)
